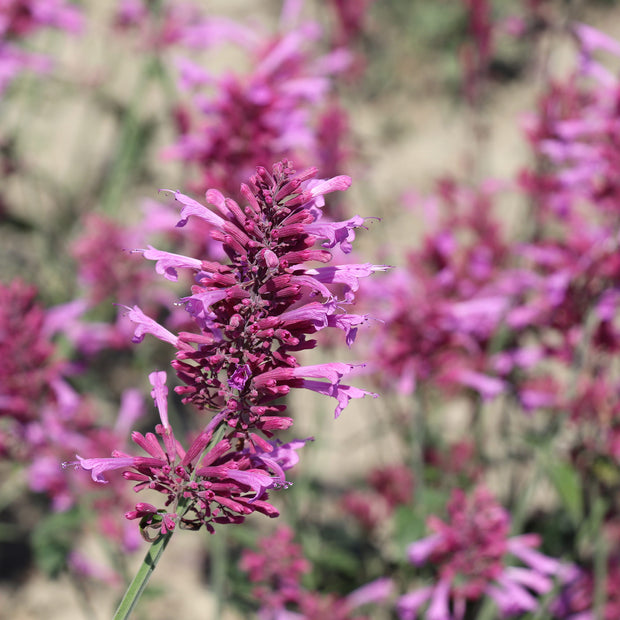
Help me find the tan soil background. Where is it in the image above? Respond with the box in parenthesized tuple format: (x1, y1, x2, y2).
(2, 1, 620, 619)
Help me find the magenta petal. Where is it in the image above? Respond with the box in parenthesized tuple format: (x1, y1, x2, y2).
(162, 189, 226, 229)
(142, 245, 203, 281)
(307, 175, 352, 198)
(397, 587, 434, 620)
(407, 533, 443, 566)
(123, 305, 179, 347)
(225, 468, 275, 500)
(347, 577, 394, 608)
(148, 371, 170, 430)
(70, 455, 137, 484)
(427, 579, 451, 620)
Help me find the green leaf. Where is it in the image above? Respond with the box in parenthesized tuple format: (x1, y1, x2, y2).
(31, 508, 83, 577)
(543, 460, 583, 526)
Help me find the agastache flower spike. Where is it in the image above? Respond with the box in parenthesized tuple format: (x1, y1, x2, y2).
(398, 486, 575, 619)
(132, 160, 384, 432)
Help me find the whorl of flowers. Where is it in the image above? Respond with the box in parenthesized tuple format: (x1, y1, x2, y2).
(398, 486, 574, 619)
(0, 279, 148, 532)
(0, 279, 56, 426)
(129, 160, 384, 435)
(74, 371, 307, 538)
(70, 160, 383, 537)
(363, 179, 509, 400)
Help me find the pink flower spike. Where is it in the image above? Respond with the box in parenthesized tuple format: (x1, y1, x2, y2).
(149, 371, 170, 430)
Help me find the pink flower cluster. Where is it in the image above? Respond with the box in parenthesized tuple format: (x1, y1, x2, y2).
(0, 279, 145, 556)
(77, 371, 307, 537)
(364, 21, 620, 618)
(132, 160, 382, 428)
(364, 179, 510, 400)
(399, 486, 574, 619)
(73, 159, 383, 538)
(366, 23, 620, 427)
(240, 526, 392, 619)
(164, 5, 352, 200)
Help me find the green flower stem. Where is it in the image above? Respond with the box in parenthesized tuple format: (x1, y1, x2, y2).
(113, 530, 173, 620)
(113, 422, 228, 619)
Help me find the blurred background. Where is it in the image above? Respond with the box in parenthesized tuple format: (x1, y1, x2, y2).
(3, 1, 620, 619)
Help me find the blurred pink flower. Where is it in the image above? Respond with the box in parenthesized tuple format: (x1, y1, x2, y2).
(398, 486, 574, 619)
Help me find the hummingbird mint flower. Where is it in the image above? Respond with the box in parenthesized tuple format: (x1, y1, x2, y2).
(69, 159, 380, 550)
(129, 160, 384, 434)
(164, 6, 353, 199)
(398, 486, 575, 619)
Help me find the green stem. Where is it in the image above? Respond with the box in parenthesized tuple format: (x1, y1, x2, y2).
(113, 422, 227, 619)
(113, 531, 173, 620)
(100, 55, 162, 216)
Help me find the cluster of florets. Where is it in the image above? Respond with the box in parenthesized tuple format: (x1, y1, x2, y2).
(363, 179, 509, 400)
(365, 23, 620, 427)
(130, 160, 383, 435)
(398, 486, 574, 619)
(76, 372, 306, 538)
(73, 160, 383, 537)
(0, 280, 57, 430)
(71, 213, 149, 306)
(240, 526, 392, 619)
(359, 22, 620, 619)
(165, 7, 352, 199)
(0, 279, 147, 552)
